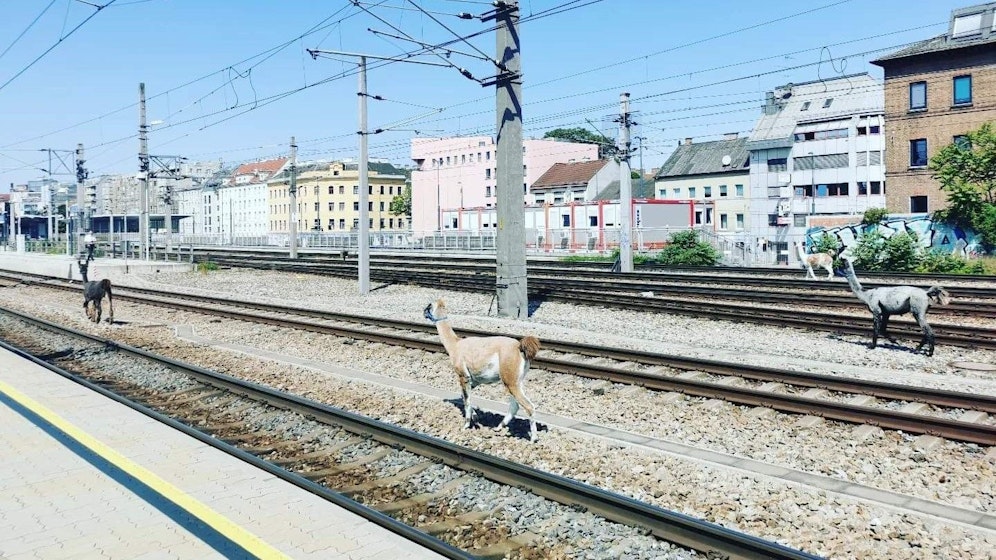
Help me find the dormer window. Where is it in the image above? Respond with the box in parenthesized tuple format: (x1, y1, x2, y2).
(800, 101, 811, 111)
(953, 12, 984, 37)
(823, 98, 833, 108)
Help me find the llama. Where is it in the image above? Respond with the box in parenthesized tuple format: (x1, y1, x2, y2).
(77, 259, 114, 324)
(794, 241, 834, 280)
(423, 299, 542, 442)
(841, 256, 949, 356)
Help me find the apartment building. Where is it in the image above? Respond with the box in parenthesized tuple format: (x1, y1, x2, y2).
(409, 136, 598, 233)
(871, 2, 996, 214)
(267, 160, 408, 234)
(654, 134, 750, 237)
(746, 73, 886, 264)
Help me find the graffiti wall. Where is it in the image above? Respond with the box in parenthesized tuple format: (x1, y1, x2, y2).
(805, 214, 983, 257)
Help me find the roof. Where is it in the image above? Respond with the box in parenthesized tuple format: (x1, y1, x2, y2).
(593, 179, 654, 201)
(268, 161, 407, 182)
(747, 73, 883, 149)
(231, 157, 287, 179)
(872, 3, 996, 63)
(655, 137, 749, 180)
(531, 160, 609, 189)
(343, 161, 407, 176)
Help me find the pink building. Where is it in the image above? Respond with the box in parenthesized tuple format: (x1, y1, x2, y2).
(409, 136, 598, 233)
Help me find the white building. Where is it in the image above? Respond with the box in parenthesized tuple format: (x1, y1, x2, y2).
(747, 73, 886, 265)
(177, 158, 286, 237)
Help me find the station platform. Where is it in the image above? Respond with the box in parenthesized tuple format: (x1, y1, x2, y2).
(0, 347, 446, 560)
(0, 250, 192, 282)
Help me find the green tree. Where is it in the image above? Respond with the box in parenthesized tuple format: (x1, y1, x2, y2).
(861, 207, 889, 226)
(930, 122, 996, 252)
(849, 229, 886, 271)
(543, 127, 618, 158)
(656, 230, 721, 266)
(389, 184, 412, 217)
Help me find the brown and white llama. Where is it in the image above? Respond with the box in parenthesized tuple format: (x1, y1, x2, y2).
(77, 259, 114, 324)
(423, 299, 542, 442)
(794, 241, 834, 280)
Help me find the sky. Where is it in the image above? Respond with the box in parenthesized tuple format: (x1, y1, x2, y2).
(0, 0, 976, 191)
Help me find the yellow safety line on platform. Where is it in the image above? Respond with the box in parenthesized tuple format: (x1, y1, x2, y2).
(0, 378, 290, 560)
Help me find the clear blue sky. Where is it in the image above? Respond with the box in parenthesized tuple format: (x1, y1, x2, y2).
(0, 0, 973, 191)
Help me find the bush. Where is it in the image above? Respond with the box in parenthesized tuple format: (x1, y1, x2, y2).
(849, 230, 886, 271)
(655, 230, 721, 266)
(917, 251, 986, 274)
(879, 231, 923, 272)
(196, 261, 219, 273)
(861, 208, 889, 225)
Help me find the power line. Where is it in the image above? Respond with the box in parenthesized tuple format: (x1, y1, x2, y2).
(0, 0, 118, 95)
(0, 0, 59, 63)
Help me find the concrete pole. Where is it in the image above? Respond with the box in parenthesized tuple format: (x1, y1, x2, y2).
(494, 1, 527, 319)
(138, 82, 150, 260)
(618, 92, 634, 273)
(358, 56, 371, 295)
(289, 136, 298, 259)
(165, 183, 173, 254)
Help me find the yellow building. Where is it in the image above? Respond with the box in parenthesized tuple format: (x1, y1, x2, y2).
(267, 161, 409, 233)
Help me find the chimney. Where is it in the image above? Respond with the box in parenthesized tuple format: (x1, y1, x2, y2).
(764, 91, 777, 115)
(724, 132, 738, 140)
(684, 137, 693, 146)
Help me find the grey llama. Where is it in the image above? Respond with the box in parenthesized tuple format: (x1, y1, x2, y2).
(77, 259, 114, 324)
(841, 255, 949, 356)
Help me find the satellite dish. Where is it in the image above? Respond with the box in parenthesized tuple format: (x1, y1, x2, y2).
(721, 155, 732, 166)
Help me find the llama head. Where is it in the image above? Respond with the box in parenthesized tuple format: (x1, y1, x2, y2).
(424, 299, 448, 322)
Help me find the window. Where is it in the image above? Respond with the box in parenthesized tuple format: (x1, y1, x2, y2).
(389, 219, 394, 228)
(369, 185, 373, 195)
(562, 214, 570, 227)
(379, 186, 384, 195)
(328, 202, 334, 211)
(768, 214, 779, 227)
(353, 202, 359, 211)
(485, 151, 490, 161)
(314, 202, 319, 211)
(870, 125, 881, 134)
(379, 219, 385, 229)
(909, 81, 926, 111)
(328, 219, 335, 230)
(368, 201, 373, 211)
(800, 101, 811, 111)
(695, 211, 702, 225)
(379, 202, 385, 211)
(461, 155, 466, 164)
(736, 213, 745, 230)
(659, 189, 666, 198)
(328, 186, 333, 194)
(339, 186, 344, 194)
(858, 181, 884, 195)
(795, 153, 849, 170)
(910, 195, 928, 213)
(720, 214, 728, 229)
(339, 202, 345, 211)
(823, 98, 833, 108)
(954, 135, 971, 150)
(705, 208, 713, 224)
(793, 129, 847, 141)
(339, 219, 346, 229)
(953, 12, 984, 37)
(794, 214, 807, 227)
(704, 186, 712, 198)
(719, 185, 728, 197)
(767, 158, 787, 172)
(735, 184, 744, 197)
(910, 139, 928, 167)
(688, 187, 697, 198)
(486, 186, 492, 197)
(485, 168, 491, 179)
(353, 186, 359, 194)
(673, 188, 681, 197)
(953, 75, 972, 105)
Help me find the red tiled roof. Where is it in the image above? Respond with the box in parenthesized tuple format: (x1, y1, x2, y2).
(231, 157, 288, 179)
(530, 159, 608, 189)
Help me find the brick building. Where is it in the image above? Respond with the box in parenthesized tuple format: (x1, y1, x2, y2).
(871, 2, 996, 214)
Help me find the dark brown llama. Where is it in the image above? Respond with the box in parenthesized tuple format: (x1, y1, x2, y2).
(77, 259, 114, 324)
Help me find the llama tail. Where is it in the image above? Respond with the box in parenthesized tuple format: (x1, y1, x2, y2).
(519, 335, 540, 361)
(926, 286, 950, 305)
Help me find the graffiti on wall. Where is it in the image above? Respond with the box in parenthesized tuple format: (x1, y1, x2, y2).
(805, 214, 983, 257)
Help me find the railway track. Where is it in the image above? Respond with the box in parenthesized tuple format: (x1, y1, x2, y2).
(0, 307, 819, 560)
(106, 259, 996, 348)
(6, 271, 996, 446)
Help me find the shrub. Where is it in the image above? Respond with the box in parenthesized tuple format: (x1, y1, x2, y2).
(656, 230, 721, 266)
(879, 231, 923, 272)
(861, 207, 889, 226)
(917, 251, 986, 274)
(196, 260, 219, 273)
(849, 230, 886, 271)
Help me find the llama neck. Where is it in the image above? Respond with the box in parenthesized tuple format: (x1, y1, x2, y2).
(795, 242, 806, 261)
(433, 319, 461, 354)
(843, 265, 871, 303)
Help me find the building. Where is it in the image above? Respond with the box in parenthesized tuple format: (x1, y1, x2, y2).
(746, 73, 886, 265)
(529, 159, 621, 206)
(213, 158, 287, 238)
(871, 2, 996, 214)
(409, 136, 598, 234)
(654, 134, 751, 238)
(267, 160, 408, 234)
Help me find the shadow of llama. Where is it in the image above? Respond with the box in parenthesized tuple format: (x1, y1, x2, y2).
(77, 259, 114, 324)
(841, 256, 949, 356)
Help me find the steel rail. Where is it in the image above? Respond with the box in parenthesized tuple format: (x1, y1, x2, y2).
(7, 272, 996, 417)
(0, 307, 820, 560)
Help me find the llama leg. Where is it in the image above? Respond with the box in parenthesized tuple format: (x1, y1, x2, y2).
(106, 291, 113, 324)
(806, 264, 815, 279)
(507, 384, 538, 443)
(496, 395, 519, 431)
(94, 299, 102, 323)
(459, 376, 474, 429)
(879, 314, 897, 344)
(869, 312, 880, 349)
(913, 310, 934, 356)
(824, 264, 833, 280)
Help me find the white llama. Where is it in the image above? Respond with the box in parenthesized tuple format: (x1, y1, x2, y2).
(794, 241, 834, 280)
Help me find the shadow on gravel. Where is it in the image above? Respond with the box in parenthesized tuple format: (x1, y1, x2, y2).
(444, 397, 548, 441)
(826, 333, 916, 354)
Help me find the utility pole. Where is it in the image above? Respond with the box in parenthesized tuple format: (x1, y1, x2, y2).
(138, 82, 150, 260)
(483, 0, 527, 318)
(358, 55, 370, 295)
(617, 92, 634, 273)
(74, 143, 86, 257)
(288, 136, 298, 259)
(306, 49, 451, 294)
(636, 135, 647, 195)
